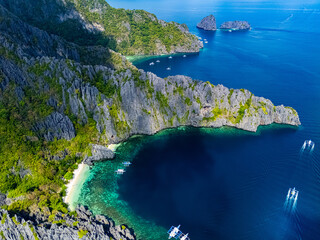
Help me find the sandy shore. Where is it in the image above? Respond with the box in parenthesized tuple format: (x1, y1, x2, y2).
(64, 163, 90, 210)
(64, 144, 120, 209)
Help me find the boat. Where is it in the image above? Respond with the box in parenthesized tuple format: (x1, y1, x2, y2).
(302, 139, 315, 151)
(156, 60, 160, 63)
(123, 161, 131, 167)
(168, 56, 173, 59)
(167, 225, 190, 240)
(168, 225, 182, 239)
(149, 62, 155, 66)
(115, 169, 125, 174)
(183, 55, 186, 58)
(287, 188, 299, 201)
(228, 29, 232, 32)
(284, 187, 299, 212)
(180, 233, 190, 240)
(204, 41, 208, 44)
(166, 67, 171, 70)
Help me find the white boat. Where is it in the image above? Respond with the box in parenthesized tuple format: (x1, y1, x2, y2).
(302, 139, 315, 151)
(166, 67, 171, 70)
(287, 188, 299, 201)
(122, 161, 131, 167)
(228, 29, 232, 32)
(183, 55, 187, 58)
(204, 41, 208, 44)
(180, 233, 190, 240)
(168, 56, 173, 59)
(168, 225, 181, 239)
(115, 169, 125, 174)
(167, 225, 190, 240)
(149, 62, 155, 66)
(156, 60, 160, 63)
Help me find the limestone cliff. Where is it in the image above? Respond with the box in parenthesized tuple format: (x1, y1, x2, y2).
(0, 2, 300, 240)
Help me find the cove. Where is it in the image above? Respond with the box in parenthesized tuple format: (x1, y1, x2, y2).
(73, 124, 320, 240)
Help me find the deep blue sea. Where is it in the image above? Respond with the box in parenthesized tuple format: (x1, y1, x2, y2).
(76, 1, 320, 239)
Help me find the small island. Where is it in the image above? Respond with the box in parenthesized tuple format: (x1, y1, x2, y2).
(220, 21, 251, 31)
(197, 14, 217, 31)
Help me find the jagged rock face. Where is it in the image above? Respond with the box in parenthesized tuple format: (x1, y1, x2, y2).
(0, 207, 136, 240)
(220, 21, 251, 30)
(33, 112, 76, 141)
(84, 144, 115, 165)
(0, 0, 203, 56)
(197, 14, 217, 31)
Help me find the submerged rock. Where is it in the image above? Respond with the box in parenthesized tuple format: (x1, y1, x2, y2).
(197, 14, 217, 31)
(220, 21, 251, 30)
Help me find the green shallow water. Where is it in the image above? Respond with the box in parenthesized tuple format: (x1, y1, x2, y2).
(73, 124, 297, 240)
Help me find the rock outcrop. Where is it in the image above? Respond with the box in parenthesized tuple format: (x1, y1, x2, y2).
(84, 144, 115, 165)
(197, 14, 217, 31)
(220, 21, 251, 30)
(0, 206, 136, 240)
(33, 112, 76, 141)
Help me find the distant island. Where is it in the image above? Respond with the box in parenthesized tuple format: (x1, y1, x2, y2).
(197, 14, 217, 31)
(220, 21, 251, 31)
(197, 15, 251, 32)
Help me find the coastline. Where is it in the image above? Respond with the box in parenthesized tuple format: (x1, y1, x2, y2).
(64, 144, 121, 210)
(64, 163, 90, 210)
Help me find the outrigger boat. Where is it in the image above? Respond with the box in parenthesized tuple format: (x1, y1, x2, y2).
(168, 225, 190, 240)
(115, 169, 125, 174)
(122, 161, 132, 167)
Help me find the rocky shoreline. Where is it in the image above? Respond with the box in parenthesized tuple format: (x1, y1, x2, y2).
(0, 206, 135, 240)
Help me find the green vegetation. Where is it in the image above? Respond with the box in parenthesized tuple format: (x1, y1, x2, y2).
(234, 95, 253, 124)
(155, 91, 169, 114)
(12, 216, 19, 225)
(16, 0, 196, 56)
(0, 59, 102, 218)
(108, 103, 130, 136)
(78, 229, 88, 239)
(73, 221, 79, 227)
(29, 225, 40, 240)
(228, 89, 234, 105)
(259, 101, 268, 115)
(184, 97, 192, 106)
(1, 213, 6, 224)
(0, 231, 5, 239)
(203, 107, 225, 122)
(285, 106, 298, 116)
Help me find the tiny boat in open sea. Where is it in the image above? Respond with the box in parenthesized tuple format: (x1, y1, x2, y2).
(149, 62, 155, 66)
(168, 56, 173, 59)
(183, 55, 186, 58)
(156, 60, 160, 63)
(166, 67, 171, 70)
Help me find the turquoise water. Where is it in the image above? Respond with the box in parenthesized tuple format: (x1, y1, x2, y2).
(76, 1, 320, 239)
